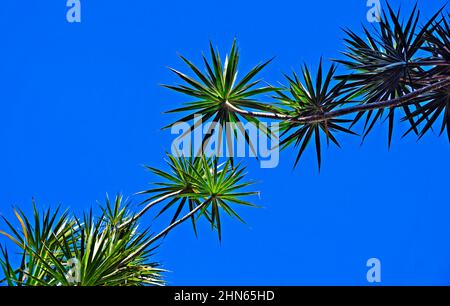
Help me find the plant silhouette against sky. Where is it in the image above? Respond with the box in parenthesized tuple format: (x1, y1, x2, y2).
(1, 3, 449, 285)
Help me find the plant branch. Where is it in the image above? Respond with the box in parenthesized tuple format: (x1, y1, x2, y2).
(148, 198, 210, 245)
(224, 78, 450, 124)
(122, 198, 211, 263)
(118, 190, 182, 229)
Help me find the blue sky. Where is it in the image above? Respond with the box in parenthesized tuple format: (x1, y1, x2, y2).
(1, 0, 450, 285)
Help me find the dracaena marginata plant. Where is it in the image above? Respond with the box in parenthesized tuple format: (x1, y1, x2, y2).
(1, 2, 449, 286)
(0, 196, 165, 286)
(1, 156, 257, 285)
(165, 3, 450, 168)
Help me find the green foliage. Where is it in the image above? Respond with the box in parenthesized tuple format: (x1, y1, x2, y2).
(0, 196, 164, 286)
(0, 154, 258, 285)
(164, 3, 450, 169)
(164, 39, 280, 154)
(2, 1, 450, 287)
(276, 61, 357, 169)
(139, 154, 258, 241)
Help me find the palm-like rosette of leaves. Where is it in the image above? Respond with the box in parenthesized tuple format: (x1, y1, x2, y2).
(163, 40, 280, 156)
(276, 61, 357, 170)
(335, 3, 443, 145)
(139, 154, 258, 241)
(0, 196, 164, 286)
(403, 14, 450, 140)
(137, 154, 206, 235)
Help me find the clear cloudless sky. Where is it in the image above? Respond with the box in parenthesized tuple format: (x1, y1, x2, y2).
(0, 0, 449, 285)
